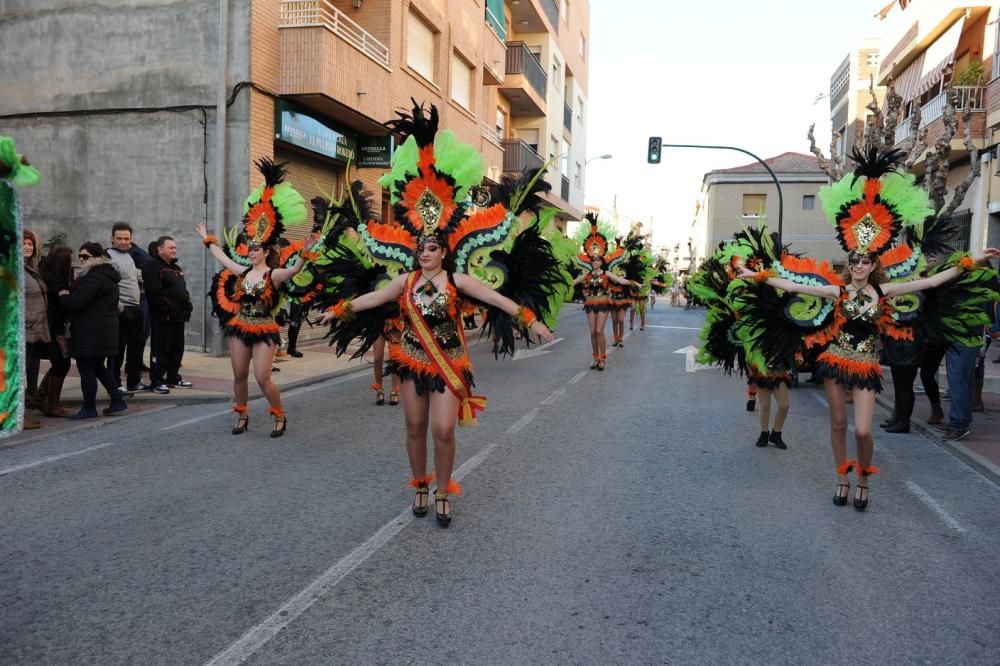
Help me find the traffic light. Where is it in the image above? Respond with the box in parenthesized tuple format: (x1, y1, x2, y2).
(647, 136, 662, 164)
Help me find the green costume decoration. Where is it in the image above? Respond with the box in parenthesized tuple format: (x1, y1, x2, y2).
(0, 136, 41, 438)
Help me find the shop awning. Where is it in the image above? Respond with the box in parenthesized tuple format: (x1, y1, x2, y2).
(892, 16, 964, 103)
(913, 17, 964, 99)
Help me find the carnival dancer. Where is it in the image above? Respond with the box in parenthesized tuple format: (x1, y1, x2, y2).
(370, 324, 402, 405)
(573, 214, 636, 369)
(748, 366, 792, 449)
(735, 147, 999, 510)
(316, 102, 569, 526)
(198, 158, 317, 438)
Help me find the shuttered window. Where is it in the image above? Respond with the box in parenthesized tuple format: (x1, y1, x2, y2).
(450, 52, 473, 110)
(742, 194, 766, 217)
(407, 12, 435, 82)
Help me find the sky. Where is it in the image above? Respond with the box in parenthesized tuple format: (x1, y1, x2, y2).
(583, 0, 887, 251)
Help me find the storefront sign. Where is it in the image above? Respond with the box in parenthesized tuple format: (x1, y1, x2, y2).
(357, 136, 394, 168)
(275, 102, 356, 163)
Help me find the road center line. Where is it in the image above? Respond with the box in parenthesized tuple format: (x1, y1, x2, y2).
(507, 408, 540, 434)
(643, 325, 702, 330)
(904, 480, 967, 533)
(541, 388, 565, 406)
(0, 441, 118, 477)
(568, 370, 587, 385)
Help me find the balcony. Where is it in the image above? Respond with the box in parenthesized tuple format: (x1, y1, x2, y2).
(278, 0, 391, 134)
(499, 42, 547, 117)
(563, 103, 572, 133)
(280, 1, 388, 67)
(501, 138, 543, 174)
(540, 0, 560, 33)
(482, 13, 507, 86)
(894, 86, 986, 146)
(507, 0, 559, 35)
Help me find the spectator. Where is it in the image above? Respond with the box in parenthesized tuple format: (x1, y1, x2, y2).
(142, 236, 193, 394)
(22, 230, 49, 429)
(107, 223, 145, 391)
(58, 243, 127, 419)
(37, 246, 74, 417)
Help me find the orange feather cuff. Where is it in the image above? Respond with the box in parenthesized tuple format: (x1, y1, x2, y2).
(957, 255, 975, 272)
(203, 235, 219, 247)
(515, 306, 537, 329)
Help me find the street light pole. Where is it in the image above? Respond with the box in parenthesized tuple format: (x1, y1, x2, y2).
(660, 144, 784, 248)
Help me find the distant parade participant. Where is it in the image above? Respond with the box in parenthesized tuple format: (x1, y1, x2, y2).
(199, 159, 317, 438)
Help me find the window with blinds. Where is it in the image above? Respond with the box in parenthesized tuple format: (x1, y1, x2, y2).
(450, 52, 473, 110)
(407, 12, 435, 82)
(742, 194, 766, 217)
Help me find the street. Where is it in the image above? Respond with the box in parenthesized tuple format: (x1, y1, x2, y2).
(2, 305, 999, 665)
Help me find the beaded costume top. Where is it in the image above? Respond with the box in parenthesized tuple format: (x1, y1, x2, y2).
(582, 271, 609, 297)
(827, 286, 883, 359)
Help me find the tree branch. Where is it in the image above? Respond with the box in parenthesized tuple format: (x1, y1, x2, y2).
(808, 123, 842, 180)
(938, 100, 981, 221)
(927, 88, 958, 213)
(880, 81, 902, 149)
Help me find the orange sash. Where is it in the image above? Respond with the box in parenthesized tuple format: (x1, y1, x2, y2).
(402, 272, 487, 427)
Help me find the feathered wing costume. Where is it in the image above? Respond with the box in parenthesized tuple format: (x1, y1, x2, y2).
(316, 101, 571, 426)
(574, 213, 625, 312)
(0, 137, 41, 438)
(208, 158, 309, 346)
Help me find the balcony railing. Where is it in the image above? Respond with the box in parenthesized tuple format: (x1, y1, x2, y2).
(560, 175, 570, 201)
(894, 86, 986, 145)
(563, 103, 572, 132)
(540, 0, 560, 33)
(485, 4, 506, 41)
(501, 138, 543, 173)
(279, 0, 389, 67)
(505, 41, 547, 99)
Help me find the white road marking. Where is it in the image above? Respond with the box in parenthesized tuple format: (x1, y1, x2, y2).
(645, 325, 702, 330)
(541, 388, 565, 406)
(568, 370, 588, 385)
(904, 481, 967, 533)
(506, 408, 540, 434)
(511, 337, 564, 360)
(0, 442, 118, 477)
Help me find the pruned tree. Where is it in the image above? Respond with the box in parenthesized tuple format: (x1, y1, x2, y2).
(807, 67, 980, 224)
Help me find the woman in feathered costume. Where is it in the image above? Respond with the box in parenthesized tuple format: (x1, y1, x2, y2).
(736, 147, 999, 510)
(317, 102, 566, 526)
(572, 214, 636, 370)
(197, 158, 317, 438)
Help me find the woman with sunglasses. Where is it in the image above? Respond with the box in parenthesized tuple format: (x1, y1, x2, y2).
(57, 243, 128, 419)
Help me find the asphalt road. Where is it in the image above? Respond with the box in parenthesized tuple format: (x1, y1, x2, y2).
(2, 304, 999, 665)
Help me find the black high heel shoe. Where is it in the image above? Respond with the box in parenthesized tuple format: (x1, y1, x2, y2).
(373, 384, 385, 405)
(271, 418, 287, 438)
(412, 485, 429, 517)
(232, 415, 249, 435)
(833, 482, 851, 506)
(434, 490, 451, 527)
(853, 484, 869, 511)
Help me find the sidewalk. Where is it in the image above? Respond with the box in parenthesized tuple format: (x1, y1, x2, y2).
(3, 341, 372, 449)
(876, 351, 1000, 484)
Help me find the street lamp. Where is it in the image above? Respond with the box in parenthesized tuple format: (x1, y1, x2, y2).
(586, 153, 613, 165)
(650, 142, 784, 248)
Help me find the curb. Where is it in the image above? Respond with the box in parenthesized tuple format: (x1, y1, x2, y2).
(874, 395, 1000, 485)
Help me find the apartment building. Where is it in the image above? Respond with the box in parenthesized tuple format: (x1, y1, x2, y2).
(985, 10, 1000, 250)
(0, 0, 591, 350)
(829, 38, 886, 156)
(693, 153, 839, 266)
(876, 1, 997, 251)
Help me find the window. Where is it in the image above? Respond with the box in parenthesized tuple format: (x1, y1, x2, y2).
(518, 127, 539, 152)
(407, 12, 435, 82)
(994, 19, 1000, 80)
(742, 194, 766, 217)
(450, 51, 473, 110)
(802, 194, 815, 210)
(576, 96, 584, 123)
(865, 51, 879, 67)
(495, 107, 505, 140)
(561, 0, 569, 22)
(574, 161, 582, 187)
(552, 56, 561, 91)
(579, 32, 586, 59)
(561, 138, 570, 177)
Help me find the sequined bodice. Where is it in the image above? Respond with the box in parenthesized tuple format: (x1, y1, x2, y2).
(238, 272, 276, 320)
(584, 272, 608, 295)
(832, 287, 882, 355)
(399, 281, 464, 362)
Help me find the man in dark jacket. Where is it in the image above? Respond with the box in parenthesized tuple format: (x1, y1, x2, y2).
(142, 236, 193, 394)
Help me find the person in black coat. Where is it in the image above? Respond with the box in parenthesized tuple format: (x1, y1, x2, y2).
(141, 236, 193, 393)
(58, 242, 128, 419)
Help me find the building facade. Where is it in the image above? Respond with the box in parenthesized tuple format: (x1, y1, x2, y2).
(829, 38, 886, 157)
(0, 0, 591, 350)
(876, 1, 997, 252)
(694, 153, 839, 266)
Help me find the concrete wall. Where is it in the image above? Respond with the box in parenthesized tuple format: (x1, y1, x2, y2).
(0, 0, 255, 352)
